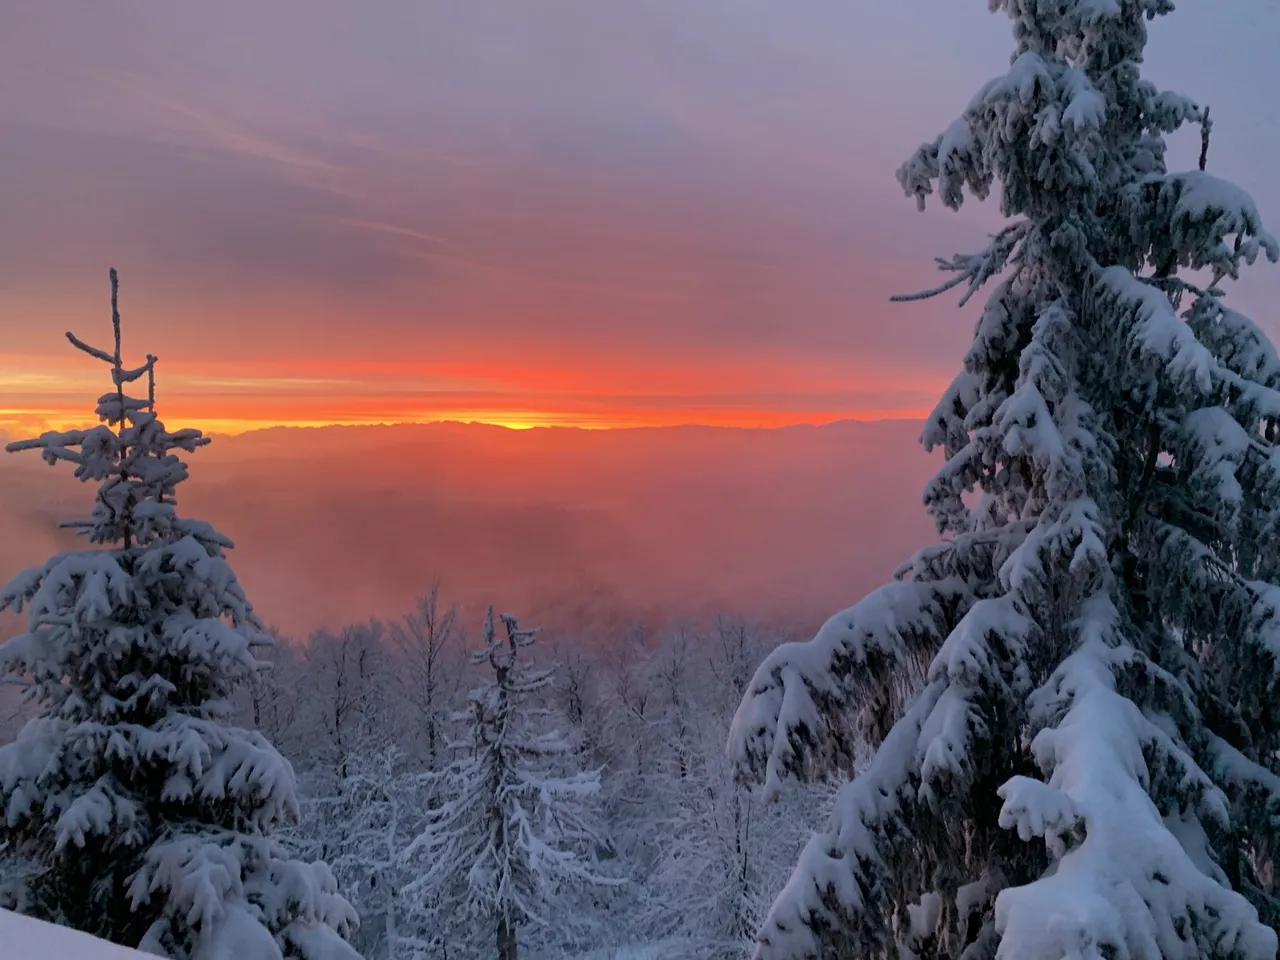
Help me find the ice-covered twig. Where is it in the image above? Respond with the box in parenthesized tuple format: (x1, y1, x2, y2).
(1199, 105, 1212, 172)
(891, 221, 1028, 307)
(64, 332, 115, 365)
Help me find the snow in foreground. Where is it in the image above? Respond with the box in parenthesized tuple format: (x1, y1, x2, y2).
(0, 909, 674, 960)
(1, 908, 147, 959)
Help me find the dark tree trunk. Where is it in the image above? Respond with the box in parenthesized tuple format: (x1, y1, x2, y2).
(497, 914, 518, 960)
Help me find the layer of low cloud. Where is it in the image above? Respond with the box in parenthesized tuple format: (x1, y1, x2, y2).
(0, 420, 940, 640)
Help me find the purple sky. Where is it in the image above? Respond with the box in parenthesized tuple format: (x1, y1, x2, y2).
(1, 0, 1277, 433)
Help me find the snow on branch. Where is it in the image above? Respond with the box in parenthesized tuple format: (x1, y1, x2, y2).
(113, 358, 157, 387)
(1000, 632, 1275, 960)
(891, 221, 1028, 306)
(1185, 297, 1280, 393)
(897, 47, 1110, 218)
(728, 578, 967, 800)
(1145, 171, 1280, 282)
(65, 331, 116, 366)
(1094, 266, 1216, 395)
(748, 682, 947, 960)
(996, 776, 1083, 858)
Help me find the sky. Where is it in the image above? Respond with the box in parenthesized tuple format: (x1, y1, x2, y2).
(2, 0, 1279, 435)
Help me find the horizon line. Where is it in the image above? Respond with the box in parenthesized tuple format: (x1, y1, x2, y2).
(0, 410, 933, 442)
(206, 412, 930, 439)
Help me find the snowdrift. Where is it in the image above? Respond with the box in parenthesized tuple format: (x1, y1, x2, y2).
(1, 909, 149, 959)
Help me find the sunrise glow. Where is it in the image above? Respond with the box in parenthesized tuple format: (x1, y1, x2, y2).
(0, 343, 949, 438)
(2, 0, 1275, 443)
(1, 400, 938, 440)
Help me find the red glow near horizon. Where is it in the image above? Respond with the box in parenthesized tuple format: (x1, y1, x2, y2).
(1, 335, 952, 436)
(3, 3, 1275, 440)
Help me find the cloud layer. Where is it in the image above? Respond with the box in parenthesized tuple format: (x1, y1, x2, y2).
(0, 420, 940, 639)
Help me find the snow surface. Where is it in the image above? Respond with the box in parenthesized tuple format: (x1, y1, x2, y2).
(0, 908, 149, 959)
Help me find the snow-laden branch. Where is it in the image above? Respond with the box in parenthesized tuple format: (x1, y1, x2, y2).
(890, 221, 1029, 307)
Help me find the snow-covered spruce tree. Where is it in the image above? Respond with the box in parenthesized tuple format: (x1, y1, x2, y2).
(0, 270, 360, 959)
(401, 608, 618, 960)
(729, 5, 1280, 959)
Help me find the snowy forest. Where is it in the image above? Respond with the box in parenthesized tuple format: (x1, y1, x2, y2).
(4, 1, 1280, 959)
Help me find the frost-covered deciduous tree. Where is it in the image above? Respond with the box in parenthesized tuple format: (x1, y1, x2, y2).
(645, 706, 835, 960)
(284, 612, 403, 860)
(288, 745, 428, 960)
(401, 609, 618, 960)
(0, 271, 361, 959)
(389, 584, 464, 770)
(303, 621, 388, 779)
(632, 620, 836, 959)
(730, 4, 1280, 959)
(602, 622, 655, 780)
(235, 627, 306, 758)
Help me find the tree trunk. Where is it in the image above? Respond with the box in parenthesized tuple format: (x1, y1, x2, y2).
(497, 915, 518, 960)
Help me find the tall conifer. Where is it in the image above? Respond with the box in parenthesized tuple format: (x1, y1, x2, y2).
(730, 5, 1280, 957)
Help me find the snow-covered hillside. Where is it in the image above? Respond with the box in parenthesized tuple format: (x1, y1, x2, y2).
(1, 909, 148, 959)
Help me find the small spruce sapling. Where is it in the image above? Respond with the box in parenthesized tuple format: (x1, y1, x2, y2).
(401, 608, 619, 960)
(0, 270, 361, 960)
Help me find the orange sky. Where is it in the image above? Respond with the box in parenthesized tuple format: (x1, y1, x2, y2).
(0, 344, 952, 436)
(2, 1, 1278, 437)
